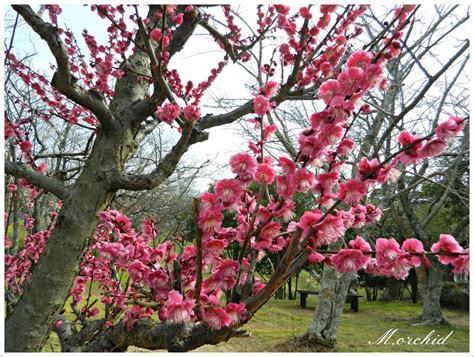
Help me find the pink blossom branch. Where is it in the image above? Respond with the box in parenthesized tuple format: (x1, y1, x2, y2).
(12, 5, 116, 131)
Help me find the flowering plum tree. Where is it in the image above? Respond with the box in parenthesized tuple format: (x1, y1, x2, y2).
(4, 4, 469, 352)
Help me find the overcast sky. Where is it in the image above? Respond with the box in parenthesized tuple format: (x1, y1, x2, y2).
(4, 4, 470, 190)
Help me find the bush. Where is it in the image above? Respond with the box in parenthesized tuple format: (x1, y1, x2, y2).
(440, 282, 469, 311)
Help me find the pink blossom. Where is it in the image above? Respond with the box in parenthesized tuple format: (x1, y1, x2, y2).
(215, 179, 242, 207)
(293, 168, 314, 192)
(271, 200, 296, 222)
(320, 124, 343, 145)
(99, 242, 124, 260)
(435, 117, 464, 141)
(330, 248, 367, 272)
(166, 290, 194, 324)
(401, 238, 424, 267)
(278, 156, 296, 175)
(157, 103, 180, 123)
(431, 234, 463, 265)
(316, 214, 346, 245)
(149, 28, 162, 43)
(225, 303, 247, 325)
(337, 67, 364, 96)
(336, 138, 354, 155)
(349, 236, 371, 252)
(36, 162, 48, 173)
(419, 139, 447, 158)
(260, 81, 278, 97)
(316, 171, 339, 193)
(262, 124, 277, 142)
(254, 95, 271, 116)
(204, 307, 232, 329)
(260, 221, 281, 241)
(20, 140, 32, 152)
(255, 163, 276, 185)
(7, 183, 17, 192)
(364, 204, 383, 224)
(128, 260, 150, 283)
(376, 238, 401, 266)
(451, 249, 469, 276)
(337, 179, 367, 206)
(364, 64, 384, 88)
(146, 269, 169, 290)
(299, 6, 312, 18)
(357, 158, 384, 184)
(398, 130, 417, 146)
(318, 79, 339, 105)
(183, 105, 200, 121)
(229, 152, 257, 184)
(298, 210, 323, 235)
(307, 252, 325, 264)
(204, 239, 227, 257)
(172, 13, 184, 25)
(212, 259, 240, 279)
(347, 50, 373, 70)
(198, 209, 224, 234)
(389, 255, 412, 280)
(276, 175, 296, 199)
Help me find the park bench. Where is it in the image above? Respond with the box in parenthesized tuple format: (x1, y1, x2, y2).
(346, 294, 363, 312)
(296, 289, 319, 308)
(296, 289, 363, 312)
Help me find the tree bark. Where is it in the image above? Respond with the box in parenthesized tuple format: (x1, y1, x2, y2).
(54, 318, 239, 352)
(5, 132, 121, 351)
(418, 259, 444, 324)
(300, 263, 356, 349)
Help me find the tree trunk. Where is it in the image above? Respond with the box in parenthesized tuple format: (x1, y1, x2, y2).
(418, 259, 444, 324)
(11, 192, 21, 254)
(299, 263, 356, 349)
(5, 133, 124, 351)
(33, 191, 43, 234)
(381, 278, 402, 301)
(408, 268, 418, 303)
(288, 277, 293, 300)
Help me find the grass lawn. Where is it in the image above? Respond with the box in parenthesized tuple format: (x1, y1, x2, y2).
(191, 298, 469, 352)
(43, 271, 469, 352)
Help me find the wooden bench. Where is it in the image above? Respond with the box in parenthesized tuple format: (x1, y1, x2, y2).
(296, 289, 319, 308)
(297, 290, 363, 312)
(346, 294, 363, 312)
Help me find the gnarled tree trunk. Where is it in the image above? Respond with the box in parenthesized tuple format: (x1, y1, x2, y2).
(5, 132, 126, 351)
(417, 259, 444, 324)
(299, 263, 356, 349)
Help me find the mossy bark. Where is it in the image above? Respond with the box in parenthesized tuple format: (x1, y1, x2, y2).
(418, 260, 444, 324)
(300, 262, 356, 349)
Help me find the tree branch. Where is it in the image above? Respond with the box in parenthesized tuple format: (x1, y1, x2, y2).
(5, 160, 69, 199)
(12, 5, 116, 132)
(110, 123, 195, 191)
(56, 317, 238, 352)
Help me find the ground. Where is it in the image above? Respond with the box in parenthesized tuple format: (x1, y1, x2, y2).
(187, 298, 469, 352)
(42, 272, 469, 352)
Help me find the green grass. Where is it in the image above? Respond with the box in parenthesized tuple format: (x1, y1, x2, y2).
(189, 298, 468, 353)
(43, 270, 469, 352)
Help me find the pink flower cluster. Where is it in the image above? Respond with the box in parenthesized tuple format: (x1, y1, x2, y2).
(63, 211, 248, 330)
(397, 116, 464, 165)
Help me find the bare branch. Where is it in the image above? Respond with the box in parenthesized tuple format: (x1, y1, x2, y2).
(5, 160, 69, 199)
